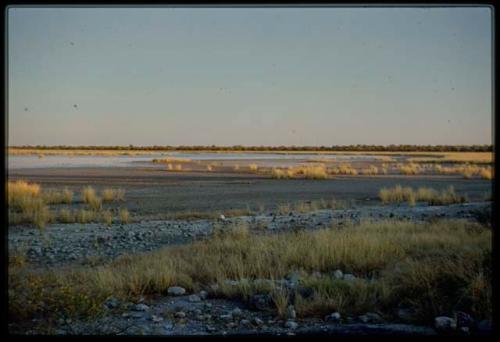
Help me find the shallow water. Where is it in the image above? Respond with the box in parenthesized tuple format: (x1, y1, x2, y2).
(7, 152, 390, 169)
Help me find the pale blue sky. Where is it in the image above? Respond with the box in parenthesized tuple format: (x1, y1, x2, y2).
(7, 6, 492, 146)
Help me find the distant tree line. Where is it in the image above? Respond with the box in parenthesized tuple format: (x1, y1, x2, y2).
(8, 144, 493, 152)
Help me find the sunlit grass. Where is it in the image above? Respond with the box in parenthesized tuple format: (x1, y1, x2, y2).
(379, 185, 467, 206)
(9, 219, 491, 325)
(102, 188, 125, 202)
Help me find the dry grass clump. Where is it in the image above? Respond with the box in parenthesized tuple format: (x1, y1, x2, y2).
(330, 164, 358, 176)
(381, 163, 389, 174)
(233, 164, 240, 171)
(102, 188, 125, 202)
(76, 209, 98, 223)
(379, 185, 416, 206)
(82, 187, 102, 210)
(479, 168, 493, 180)
(9, 219, 491, 325)
(427, 186, 467, 206)
(396, 163, 421, 175)
(207, 165, 214, 172)
(379, 185, 467, 206)
(119, 208, 130, 224)
(58, 208, 75, 223)
(7, 181, 52, 230)
(434, 164, 493, 179)
(361, 165, 379, 175)
(249, 164, 259, 172)
(277, 199, 351, 214)
(42, 188, 74, 204)
(7, 181, 41, 208)
(101, 210, 113, 226)
(175, 164, 183, 171)
(272, 164, 328, 179)
(296, 164, 328, 179)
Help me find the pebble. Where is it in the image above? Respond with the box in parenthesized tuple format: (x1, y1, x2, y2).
(231, 308, 242, 317)
(325, 312, 341, 323)
(188, 294, 201, 302)
(434, 316, 457, 331)
(333, 269, 343, 279)
(167, 286, 186, 296)
(285, 320, 298, 329)
(133, 303, 149, 311)
(240, 319, 251, 327)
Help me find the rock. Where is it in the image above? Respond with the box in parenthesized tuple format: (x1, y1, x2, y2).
(240, 319, 251, 327)
(434, 316, 457, 332)
(333, 270, 343, 279)
(188, 294, 201, 302)
(206, 326, 216, 333)
(174, 311, 186, 319)
(199, 290, 208, 300)
(343, 274, 356, 282)
(253, 317, 264, 326)
(325, 312, 341, 323)
(359, 312, 384, 323)
(285, 320, 298, 329)
(287, 305, 296, 319)
(133, 304, 149, 311)
(167, 286, 186, 296)
(231, 308, 242, 317)
(151, 315, 163, 323)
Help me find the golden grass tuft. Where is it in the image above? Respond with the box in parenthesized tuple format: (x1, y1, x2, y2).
(42, 188, 73, 204)
(58, 208, 75, 223)
(119, 208, 130, 224)
(361, 165, 379, 175)
(76, 209, 98, 223)
(379, 185, 467, 206)
(101, 210, 113, 226)
(102, 188, 125, 202)
(272, 164, 328, 179)
(249, 164, 259, 172)
(397, 163, 421, 175)
(479, 168, 493, 180)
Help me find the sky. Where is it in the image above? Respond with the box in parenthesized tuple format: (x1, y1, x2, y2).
(7, 6, 493, 146)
